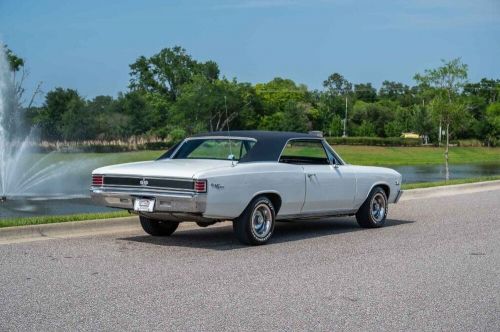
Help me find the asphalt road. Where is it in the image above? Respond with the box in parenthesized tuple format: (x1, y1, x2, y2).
(1, 189, 499, 331)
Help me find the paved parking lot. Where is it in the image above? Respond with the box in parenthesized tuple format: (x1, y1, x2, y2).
(0, 189, 499, 331)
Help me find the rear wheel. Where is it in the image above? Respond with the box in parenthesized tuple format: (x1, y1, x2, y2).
(139, 216, 179, 236)
(233, 196, 276, 245)
(356, 187, 388, 228)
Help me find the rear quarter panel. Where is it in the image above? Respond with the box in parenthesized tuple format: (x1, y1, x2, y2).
(195, 162, 305, 219)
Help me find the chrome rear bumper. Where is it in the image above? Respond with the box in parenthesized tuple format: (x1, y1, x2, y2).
(90, 187, 206, 213)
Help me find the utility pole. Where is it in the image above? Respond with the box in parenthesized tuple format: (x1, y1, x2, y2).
(342, 95, 348, 137)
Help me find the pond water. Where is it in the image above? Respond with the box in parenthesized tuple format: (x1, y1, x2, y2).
(0, 162, 498, 219)
(389, 162, 500, 183)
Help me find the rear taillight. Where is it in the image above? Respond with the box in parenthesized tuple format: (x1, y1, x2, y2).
(92, 175, 104, 186)
(194, 179, 207, 193)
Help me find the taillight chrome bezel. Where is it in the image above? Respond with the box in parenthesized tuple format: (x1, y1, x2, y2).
(92, 175, 104, 187)
(194, 179, 207, 193)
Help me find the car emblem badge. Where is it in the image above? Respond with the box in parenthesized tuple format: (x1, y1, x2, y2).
(140, 178, 149, 186)
(211, 183, 224, 190)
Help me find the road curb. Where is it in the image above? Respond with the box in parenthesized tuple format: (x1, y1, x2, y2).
(0, 216, 140, 244)
(401, 180, 500, 201)
(1, 180, 499, 244)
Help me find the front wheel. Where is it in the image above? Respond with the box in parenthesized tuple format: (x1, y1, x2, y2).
(356, 187, 388, 228)
(139, 216, 179, 236)
(233, 196, 276, 245)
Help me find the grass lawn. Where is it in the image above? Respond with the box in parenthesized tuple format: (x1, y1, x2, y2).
(0, 210, 131, 228)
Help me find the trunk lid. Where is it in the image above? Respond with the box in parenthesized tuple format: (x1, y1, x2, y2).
(93, 159, 232, 179)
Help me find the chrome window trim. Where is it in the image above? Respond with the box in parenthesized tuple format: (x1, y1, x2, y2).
(321, 140, 346, 166)
(277, 137, 330, 164)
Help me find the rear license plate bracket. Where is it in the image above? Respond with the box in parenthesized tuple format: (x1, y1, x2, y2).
(133, 198, 155, 212)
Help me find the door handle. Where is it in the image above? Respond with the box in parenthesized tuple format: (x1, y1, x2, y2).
(307, 173, 316, 179)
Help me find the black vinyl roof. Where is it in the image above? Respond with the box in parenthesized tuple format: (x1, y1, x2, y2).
(192, 130, 322, 162)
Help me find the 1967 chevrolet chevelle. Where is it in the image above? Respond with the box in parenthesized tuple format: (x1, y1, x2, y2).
(91, 131, 403, 245)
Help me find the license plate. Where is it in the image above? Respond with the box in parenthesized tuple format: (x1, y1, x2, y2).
(134, 198, 155, 212)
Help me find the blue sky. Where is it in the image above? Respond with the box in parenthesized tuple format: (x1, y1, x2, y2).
(1, 0, 499, 104)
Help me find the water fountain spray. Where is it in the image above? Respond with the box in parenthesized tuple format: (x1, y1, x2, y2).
(0, 43, 105, 202)
(0, 43, 20, 200)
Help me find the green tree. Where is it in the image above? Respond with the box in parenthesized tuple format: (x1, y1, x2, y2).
(113, 91, 158, 136)
(5, 46, 24, 72)
(281, 101, 309, 132)
(323, 73, 352, 96)
(322, 73, 353, 136)
(36, 88, 83, 140)
(171, 76, 259, 134)
(379, 81, 415, 106)
(413, 105, 434, 141)
(485, 102, 500, 145)
(351, 100, 394, 137)
(129, 46, 219, 101)
(60, 96, 93, 140)
(414, 58, 468, 167)
(255, 77, 309, 114)
(354, 83, 377, 102)
(326, 114, 343, 137)
(355, 120, 376, 137)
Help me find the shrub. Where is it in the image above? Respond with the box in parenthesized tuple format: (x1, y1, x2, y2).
(169, 128, 187, 142)
(141, 141, 171, 150)
(457, 139, 483, 147)
(326, 136, 421, 146)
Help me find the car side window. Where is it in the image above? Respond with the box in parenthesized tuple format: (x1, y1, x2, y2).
(279, 140, 330, 165)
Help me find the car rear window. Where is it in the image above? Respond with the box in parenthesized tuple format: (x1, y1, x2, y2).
(172, 138, 256, 161)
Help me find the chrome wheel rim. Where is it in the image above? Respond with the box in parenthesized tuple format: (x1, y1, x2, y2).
(370, 193, 386, 222)
(251, 203, 272, 239)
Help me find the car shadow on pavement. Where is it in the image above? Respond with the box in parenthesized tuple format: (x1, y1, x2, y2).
(119, 217, 415, 251)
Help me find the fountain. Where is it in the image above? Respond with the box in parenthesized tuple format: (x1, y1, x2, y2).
(0, 43, 119, 218)
(0, 43, 101, 208)
(0, 43, 65, 200)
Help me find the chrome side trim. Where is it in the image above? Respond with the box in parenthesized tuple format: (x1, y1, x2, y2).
(394, 190, 404, 204)
(101, 184, 194, 193)
(93, 175, 196, 193)
(277, 209, 358, 220)
(98, 174, 194, 182)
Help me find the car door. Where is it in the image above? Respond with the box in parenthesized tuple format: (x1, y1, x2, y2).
(279, 139, 356, 214)
(302, 163, 357, 213)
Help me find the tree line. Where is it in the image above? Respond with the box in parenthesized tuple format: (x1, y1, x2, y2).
(8, 45, 500, 146)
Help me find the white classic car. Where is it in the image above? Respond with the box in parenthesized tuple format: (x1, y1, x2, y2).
(91, 131, 403, 245)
